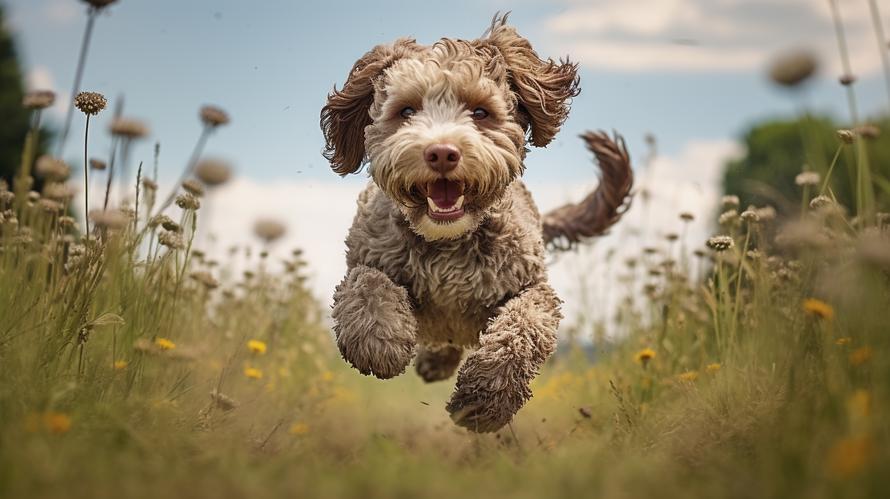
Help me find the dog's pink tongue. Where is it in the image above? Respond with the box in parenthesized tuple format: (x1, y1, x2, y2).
(429, 179, 461, 208)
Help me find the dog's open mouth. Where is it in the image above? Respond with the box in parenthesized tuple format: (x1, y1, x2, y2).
(424, 178, 465, 222)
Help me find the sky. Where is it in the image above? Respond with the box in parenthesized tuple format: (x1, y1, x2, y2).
(4, 0, 890, 326)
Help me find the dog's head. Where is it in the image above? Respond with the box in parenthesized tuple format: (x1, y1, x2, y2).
(321, 16, 579, 241)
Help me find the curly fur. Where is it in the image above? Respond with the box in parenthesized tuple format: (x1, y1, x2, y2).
(322, 14, 634, 432)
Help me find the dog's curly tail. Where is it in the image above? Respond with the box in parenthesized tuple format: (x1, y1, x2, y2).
(541, 131, 634, 251)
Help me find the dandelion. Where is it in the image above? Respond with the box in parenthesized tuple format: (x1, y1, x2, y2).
(113, 360, 128, 370)
(705, 363, 721, 374)
(289, 422, 309, 435)
(768, 49, 818, 87)
(155, 338, 176, 351)
(635, 348, 656, 367)
(244, 367, 263, 379)
(200, 105, 230, 128)
(73, 91, 107, 116)
(706, 235, 734, 252)
(849, 347, 872, 366)
(795, 171, 820, 187)
(721, 195, 740, 209)
(676, 371, 698, 383)
(22, 90, 56, 110)
(194, 159, 233, 187)
(803, 298, 834, 320)
(182, 179, 205, 197)
(254, 219, 287, 243)
(826, 436, 873, 478)
(89, 158, 107, 170)
(247, 339, 268, 355)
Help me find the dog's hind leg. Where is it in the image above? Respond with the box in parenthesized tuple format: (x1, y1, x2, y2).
(446, 282, 561, 432)
(332, 265, 417, 379)
(415, 344, 463, 383)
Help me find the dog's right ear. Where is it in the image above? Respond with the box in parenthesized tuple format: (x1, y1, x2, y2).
(321, 39, 419, 175)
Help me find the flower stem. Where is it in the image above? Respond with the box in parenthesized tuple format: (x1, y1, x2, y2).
(58, 8, 97, 157)
(83, 114, 91, 236)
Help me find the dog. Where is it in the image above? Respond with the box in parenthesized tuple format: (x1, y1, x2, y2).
(320, 14, 633, 432)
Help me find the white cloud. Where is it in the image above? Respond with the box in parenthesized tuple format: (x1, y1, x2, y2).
(545, 0, 886, 75)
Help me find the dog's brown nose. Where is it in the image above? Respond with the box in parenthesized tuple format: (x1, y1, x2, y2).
(424, 143, 461, 173)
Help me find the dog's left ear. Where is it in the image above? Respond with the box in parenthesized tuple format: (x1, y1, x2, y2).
(321, 39, 420, 175)
(479, 19, 580, 147)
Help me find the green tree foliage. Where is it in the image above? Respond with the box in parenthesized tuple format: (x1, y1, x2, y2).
(0, 6, 31, 186)
(723, 115, 890, 216)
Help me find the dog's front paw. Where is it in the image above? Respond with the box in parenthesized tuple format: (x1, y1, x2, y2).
(332, 265, 417, 379)
(445, 348, 532, 433)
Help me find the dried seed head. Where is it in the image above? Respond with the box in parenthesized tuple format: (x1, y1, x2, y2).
(755, 205, 777, 222)
(679, 212, 695, 222)
(795, 171, 821, 186)
(35, 156, 71, 181)
(857, 233, 890, 269)
(158, 230, 184, 249)
(839, 74, 856, 86)
(58, 216, 77, 229)
(89, 209, 129, 230)
(836, 129, 855, 145)
(210, 390, 238, 411)
(721, 195, 740, 209)
(43, 182, 76, 201)
(199, 105, 230, 127)
(718, 209, 739, 226)
(148, 214, 172, 229)
(854, 124, 880, 140)
(253, 219, 287, 243)
(775, 221, 831, 249)
(28, 191, 40, 202)
(141, 178, 158, 191)
(194, 159, 233, 186)
(22, 90, 56, 110)
(809, 195, 834, 210)
(740, 210, 760, 223)
(38, 198, 62, 213)
(768, 49, 818, 87)
(665, 233, 679, 242)
(110, 118, 149, 139)
(693, 249, 706, 258)
(82, 0, 119, 8)
(642, 247, 658, 255)
(190, 271, 220, 290)
(74, 91, 107, 116)
(182, 179, 205, 197)
(0, 191, 15, 205)
(89, 158, 107, 170)
(175, 193, 201, 210)
(706, 235, 735, 252)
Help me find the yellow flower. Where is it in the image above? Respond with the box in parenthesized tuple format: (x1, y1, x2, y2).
(635, 348, 656, 366)
(244, 367, 263, 379)
(113, 360, 128, 370)
(849, 347, 872, 366)
(321, 371, 334, 382)
(835, 337, 852, 346)
(247, 339, 267, 355)
(289, 422, 309, 435)
(848, 390, 871, 419)
(826, 436, 873, 478)
(706, 363, 721, 374)
(803, 298, 834, 320)
(677, 371, 699, 383)
(155, 338, 176, 351)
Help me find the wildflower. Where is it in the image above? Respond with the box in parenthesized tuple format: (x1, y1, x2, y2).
(635, 348, 656, 366)
(679, 212, 695, 222)
(740, 210, 760, 224)
(88, 209, 128, 230)
(113, 360, 128, 370)
(110, 118, 149, 139)
(718, 209, 739, 226)
(693, 249, 706, 258)
(247, 339, 268, 355)
(768, 50, 818, 87)
(809, 195, 834, 210)
(182, 179, 205, 197)
(803, 298, 834, 320)
(755, 205, 777, 222)
(705, 363, 721, 374)
(158, 231, 184, 249)
(706, 235, 734, 252)
(746, 249, 762, 260)
(190, 271, 219, 290)
(73, 91, 107, 116)
(838, 74, 856, 86)
(826, 436, 873, 478)
(835, 337, 852, 346)
(155, 338, 176, 351)
(855, 124, 880, 140)
(721, 195, 740, 209)
(795, 171, 820, 187)
(289, 422, 309, 435)
(58, 216, 77, 229)
(200, 105, 230, 127)
(35, 156, 71, 181)
(43, 412, 72, 434)
(175, 193, 201, 210)
(244, 367, 263, 379)
(89, 158, 107, 170)
(254, 219, 287, 243)
(195, 159, 233, 186)
(210, 390, 238, 411)
(849, 347, 872, 366)
(836, 129, 855, 145)
(676, 371, 698, 383)
(664, 233, 679, 242)
(22, 90, 56, 110)
(141, 177, 158, 191)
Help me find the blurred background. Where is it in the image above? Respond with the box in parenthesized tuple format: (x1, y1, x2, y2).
(2, 0, 888, 328)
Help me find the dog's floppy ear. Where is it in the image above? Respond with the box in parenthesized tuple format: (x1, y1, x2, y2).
(321, 39, 420, 175)
(480, 16, 580, 147)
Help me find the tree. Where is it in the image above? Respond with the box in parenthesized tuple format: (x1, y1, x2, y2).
(0, 5, 31, 187)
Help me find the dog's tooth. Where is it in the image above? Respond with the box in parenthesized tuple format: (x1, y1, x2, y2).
(427, 197, 439, 212)
(455, 195, 464, 210)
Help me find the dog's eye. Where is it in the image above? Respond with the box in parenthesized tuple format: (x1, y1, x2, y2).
(400, 107, 416, 119)
(471, 108, 489, 120)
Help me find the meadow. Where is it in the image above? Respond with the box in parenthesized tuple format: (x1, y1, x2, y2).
(1, 1, 889, 498)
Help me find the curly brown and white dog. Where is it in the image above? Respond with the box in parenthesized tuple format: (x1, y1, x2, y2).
(320, 14, 633, 433)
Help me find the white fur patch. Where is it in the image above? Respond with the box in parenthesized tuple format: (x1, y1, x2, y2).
(412, 212, 478, 241)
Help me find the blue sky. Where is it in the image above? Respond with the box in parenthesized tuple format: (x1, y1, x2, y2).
(5, 0, 890, 320)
